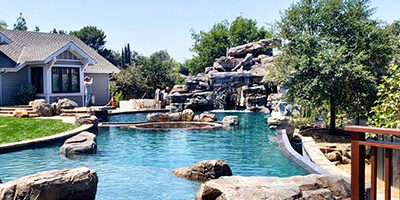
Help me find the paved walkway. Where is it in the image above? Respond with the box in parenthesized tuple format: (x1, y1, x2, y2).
(300, 135, 350, 178)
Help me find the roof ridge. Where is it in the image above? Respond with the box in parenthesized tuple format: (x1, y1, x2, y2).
(0, 29, 75, 38)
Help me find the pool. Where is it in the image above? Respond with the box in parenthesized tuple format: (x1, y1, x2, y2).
(0, 112, 308, 200)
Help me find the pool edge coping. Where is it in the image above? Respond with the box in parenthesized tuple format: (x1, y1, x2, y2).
(0, 124, 93, 154)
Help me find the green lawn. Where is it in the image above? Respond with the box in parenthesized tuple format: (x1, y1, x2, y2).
(0, 116, 79, 144)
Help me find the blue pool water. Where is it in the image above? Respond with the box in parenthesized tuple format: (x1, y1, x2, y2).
(0, 112, 308, 200)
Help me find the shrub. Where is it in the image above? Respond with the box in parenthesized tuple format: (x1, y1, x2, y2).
(16, 84, 37, 105)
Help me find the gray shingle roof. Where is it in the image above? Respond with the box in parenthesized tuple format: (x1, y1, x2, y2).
(0, 29, 120, 74)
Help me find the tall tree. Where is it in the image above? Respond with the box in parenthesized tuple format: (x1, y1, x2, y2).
(185, 16, 273, 75)
(34, 26, 40, 32)
(267, 0, 397, 133)
(13, 12, 27, 31)
(0, 20, 7, 29)
(70, 26, 106, 52)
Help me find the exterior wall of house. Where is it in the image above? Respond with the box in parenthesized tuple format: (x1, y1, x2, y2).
(1, 67, 28, 105)
(0, 52, 15, 68)
(84, 73, 109, 106)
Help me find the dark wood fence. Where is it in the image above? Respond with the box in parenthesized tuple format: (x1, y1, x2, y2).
(345, 126, 400, 200)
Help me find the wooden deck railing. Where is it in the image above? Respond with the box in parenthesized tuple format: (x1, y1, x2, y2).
(345, 126, 400, 200)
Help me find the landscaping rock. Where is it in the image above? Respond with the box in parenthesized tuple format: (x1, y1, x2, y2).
(170, 85, 188, 94)
(147, 112, 182, 122)
(60, 131, 97, 157)
(193, 115, 200, 121)
(341, 156, 351, 164)
(0, 167, 98, 200)
(301, 188, 335, 200)
(58, 98, 78, 109)
(316, 175, 351, 198)
(182, 109, 195, 121)
(29, 99, 53, 116)
(222, 116, 239, 127)
(325, 151, 341, 162)
(75, 114, 98, 125)
(199, 112, 217, 122)
(147, 113, 170, 122)
(267, 116, 295, 138)
(173, 160, 232, 182)
(12, 109, 29, 118)
(195, 174, 350, 200)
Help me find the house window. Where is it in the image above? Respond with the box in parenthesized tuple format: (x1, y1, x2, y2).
(52, 67, 80, 93)
(31, 67, 43, 93)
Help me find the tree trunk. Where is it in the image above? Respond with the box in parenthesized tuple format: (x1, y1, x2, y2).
(330, 97, 336, 134)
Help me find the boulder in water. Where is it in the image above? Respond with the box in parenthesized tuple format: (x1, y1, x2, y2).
(173, 160, 232, 182)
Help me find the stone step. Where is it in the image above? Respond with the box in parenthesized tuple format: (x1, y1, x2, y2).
(61, 109, 92, 114)
(59, 113, 79, 117)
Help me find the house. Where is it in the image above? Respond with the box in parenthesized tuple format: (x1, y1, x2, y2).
(0, 29, 120, 106)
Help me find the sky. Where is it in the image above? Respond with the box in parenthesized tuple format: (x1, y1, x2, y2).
(1, 0, 400, 62)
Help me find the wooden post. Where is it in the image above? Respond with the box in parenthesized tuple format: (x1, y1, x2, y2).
(385, 148, 392, 200)
(351, 132, 365, 200)
(371, 147, 377, 200)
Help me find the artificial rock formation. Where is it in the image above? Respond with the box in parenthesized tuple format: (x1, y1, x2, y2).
(199, 112, 218, 122)
(0, 167, 98, 200)
(173, 160, 232, 182)
(168, 39, 279, 112)
(60, 131, 97, 157)
(75, 114, 99, 125)
(195, 174, 350, 200)
(146, 110, 219, 123)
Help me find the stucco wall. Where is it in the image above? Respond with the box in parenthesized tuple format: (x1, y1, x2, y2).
(84, 73, 109, 106)
(1, 67, 28, 105)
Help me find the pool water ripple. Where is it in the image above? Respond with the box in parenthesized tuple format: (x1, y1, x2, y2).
(0, 112, 308, 200)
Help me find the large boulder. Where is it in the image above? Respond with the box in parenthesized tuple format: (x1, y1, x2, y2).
(227, 39, 277, 58)
(182, 109, 195, 121)
(58, 98, 78, 109)
(199, 112, 217, 122)
(147, 113, 171, 122)
(222, 116, 239, 127)
(60, 131, 97, 157)
(29, 99, 53, 116)
(267, 116, 295, 138)
(146, 112, 182, 122)
(170, 85, 188, 94)
(213, 56, 242, 71)
(173, 160, 232, 182)
(0, 167, 98, 200)
(75, 114, 99, 125)
(195, 174, 350, 200)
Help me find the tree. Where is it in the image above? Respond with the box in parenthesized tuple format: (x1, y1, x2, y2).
(267, 0, 397, 133)
(13, 12, 27, 31)
(369, 65, 400, 128)
(185, 16, 272, 75)
(34, 26, 40, 32)
(70, 26, 106, 52)
(140, 50, 180, 93)
(71, 26, 119, 67)
(51, 28, 66, 34)
(112, 50, 179, 99)
(0, 20, 7, 29)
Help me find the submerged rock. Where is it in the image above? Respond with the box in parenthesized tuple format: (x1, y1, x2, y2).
(60, 131, 97, 157)
(173, 160, 232, 182)
(0, 167, 98, 200)
(195, 174, 350, 200)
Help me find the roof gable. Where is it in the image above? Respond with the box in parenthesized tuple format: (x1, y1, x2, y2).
(0, 29, 120, 74)
(0, 32, 12, 45)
